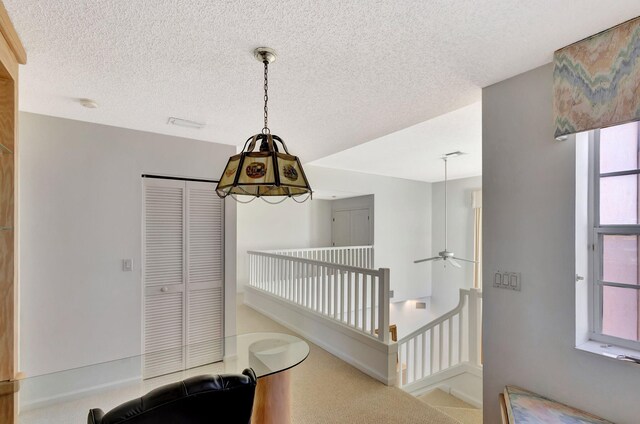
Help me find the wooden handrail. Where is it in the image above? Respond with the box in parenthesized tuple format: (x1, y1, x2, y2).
(397, 289, 470, 344)
(396, 288, 483, 388)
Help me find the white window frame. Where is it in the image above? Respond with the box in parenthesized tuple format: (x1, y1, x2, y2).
(589, 127, 640, 351)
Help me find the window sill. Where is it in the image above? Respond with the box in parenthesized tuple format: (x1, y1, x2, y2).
(576, 340, 640, 365)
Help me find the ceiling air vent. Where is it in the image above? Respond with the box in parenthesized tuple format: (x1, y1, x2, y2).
(167, 117, 205, 129)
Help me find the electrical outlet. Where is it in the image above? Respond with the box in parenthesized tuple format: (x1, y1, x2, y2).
(415, 301, 427, 309)
(493, 270, 521, 291)
(389, 290, 394, 298)
(122, 259, 133, 272)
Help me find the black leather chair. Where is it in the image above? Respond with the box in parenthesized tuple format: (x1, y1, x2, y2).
(88, 368, 257, 424)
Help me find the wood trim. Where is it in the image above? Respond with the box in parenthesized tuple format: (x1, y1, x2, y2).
(0, 28, 17, 80)
(499, 393, 508, 424)
(0, 75, 15, 385)
(0, 393, 15, 423)
(0, 5, 20, 423)
(0, 379, 18, 396)
(0, 2, 25, 64)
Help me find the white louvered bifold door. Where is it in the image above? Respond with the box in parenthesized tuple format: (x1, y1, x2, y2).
(142, 178, 224, 378)
(143, 178, 186, 378)
(185, 181, 224, 369)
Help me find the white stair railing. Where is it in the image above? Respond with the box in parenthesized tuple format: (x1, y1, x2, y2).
(396, 288, 482, 388)
(248, 249, 390, 342)
(264, 246, 374, 269)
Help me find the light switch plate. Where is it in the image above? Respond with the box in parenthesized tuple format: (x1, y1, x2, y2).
(493, 270, 521, 291)
(389, 290, 394, 299)
(122, 259, 133, 272)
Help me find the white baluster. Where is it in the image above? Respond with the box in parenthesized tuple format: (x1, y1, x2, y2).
(331, 268, 341, 319)
(370, 276, 376, 336)
(459, 307, 464, 364)
(361, 273, 367, 332)
(421, 332, 427, 378)
(438, 324, 444, 372)
(338, 267, 341, 311)
(398, 343, 404, 388)
(412, 338, 418, 383)
(347, 272, 353, 326)
(429, 329, 434, 376)
(448, 318, 453, 368)
(468, 289, 479, 365)
(354, 273, 360, 329)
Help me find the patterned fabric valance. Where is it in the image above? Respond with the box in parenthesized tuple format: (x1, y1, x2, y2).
(553, 17, 640, 139)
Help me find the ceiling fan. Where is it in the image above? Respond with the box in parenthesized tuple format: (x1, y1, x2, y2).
(414, 151, 476, 269)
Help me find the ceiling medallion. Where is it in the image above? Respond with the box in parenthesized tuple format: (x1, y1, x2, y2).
(215, 48, 312, 203)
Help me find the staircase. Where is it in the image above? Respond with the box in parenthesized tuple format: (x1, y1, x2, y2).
(396, 288, 483, 404)
(419, 389, 482, 424)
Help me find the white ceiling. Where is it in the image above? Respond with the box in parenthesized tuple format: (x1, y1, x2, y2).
(311, 189, 367, 201)
(310, 102, 481, 182)
(5, 1, 640, 163)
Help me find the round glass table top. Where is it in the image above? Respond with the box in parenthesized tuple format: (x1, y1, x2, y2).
(232, 332, 309, 378)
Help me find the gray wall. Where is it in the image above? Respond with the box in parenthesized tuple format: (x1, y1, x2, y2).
(483, 64, 640, 423)
(19, 113, 237, 377)
(431, 176, 481, 310)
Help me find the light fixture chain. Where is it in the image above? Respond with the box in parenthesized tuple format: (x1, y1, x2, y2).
(262, 60, 269, 134)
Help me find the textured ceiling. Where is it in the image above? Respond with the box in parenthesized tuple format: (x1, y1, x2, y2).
(311, 102, 481, 182)
(5, 1, 640, 162)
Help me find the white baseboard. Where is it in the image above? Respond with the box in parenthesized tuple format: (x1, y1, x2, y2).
(20, 376, 140, 412)
(244, 286, 396, 386)
(451, 386, 483, 409)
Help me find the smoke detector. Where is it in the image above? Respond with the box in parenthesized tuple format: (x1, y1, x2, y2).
(79, 98, 98, 109)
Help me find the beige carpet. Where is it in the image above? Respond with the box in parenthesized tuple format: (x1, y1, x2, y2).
(19, 303, 465, 424)
(237, 302, 461, 424)
(418, 389, 483, 424)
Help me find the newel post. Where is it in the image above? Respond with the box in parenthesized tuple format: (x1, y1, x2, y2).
(468, 288, 481, 365)
(378, 268, 390, 343)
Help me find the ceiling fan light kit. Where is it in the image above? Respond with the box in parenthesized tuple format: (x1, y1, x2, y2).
(216, 48, 312, 203)
(414, 151, 476, 268)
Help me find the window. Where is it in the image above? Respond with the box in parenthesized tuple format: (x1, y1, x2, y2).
(590, 121, 640, 349)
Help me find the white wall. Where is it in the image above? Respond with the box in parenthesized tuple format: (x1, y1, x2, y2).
(236, 198, 332, 291)
(306, 165, 432, 301)
(483, 64, 640, 424)
(431, 176, 481, 310)
(19, 113, 237, 378)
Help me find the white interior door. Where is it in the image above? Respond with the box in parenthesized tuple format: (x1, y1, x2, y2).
(332, 208, 372, 246)
(350, 208, 370, 245)
(143, 178, 186, 379)
(332, 210, 351, 246)
(185, 181, 224, 369)
(143, 178, 224, 378)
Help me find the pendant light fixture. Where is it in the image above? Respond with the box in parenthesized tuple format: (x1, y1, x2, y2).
(216, 48, 312, 203)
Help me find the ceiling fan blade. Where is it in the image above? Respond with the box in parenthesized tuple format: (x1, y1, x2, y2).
(414, 256, 442, 264)
(454, 257, 477, 264)
(447, 258, 462, 268)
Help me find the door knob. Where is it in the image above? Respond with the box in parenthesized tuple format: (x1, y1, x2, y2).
(161, 287, 169, 292)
